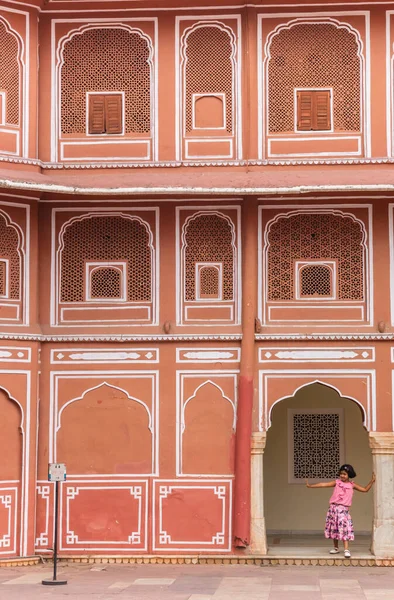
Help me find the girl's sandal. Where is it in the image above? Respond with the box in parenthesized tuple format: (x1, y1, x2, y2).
(344, 550, 351, 558)
(329, 548, 339, 554)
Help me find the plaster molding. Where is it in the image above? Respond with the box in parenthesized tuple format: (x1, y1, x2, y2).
(369, 432, 394, 454)
(251, 432, 267, 455)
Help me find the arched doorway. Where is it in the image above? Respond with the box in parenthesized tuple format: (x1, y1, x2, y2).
(264, 382, 373, 555)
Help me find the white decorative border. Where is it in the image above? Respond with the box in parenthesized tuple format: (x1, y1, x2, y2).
(176, 15, 242, 162)
(176, 370, 238, 476)
(49, 371, 159, 477)
(153, 479, 232, 551)
(50, 347, 158, 364)
(259, 369, 376, 432)
(176, 205, 241, 326)
(50, 207, 159, 327)
(0, 486, 18, 555)
(0, 7, 29, 158)
(0, 202, 30, 326)
(387, 204, 394, 327)
(60, 480, 148, 551)
(258, 203, 373, 328)
(35, 483, 51, 548)
(0, 346, 31, 362)
(0, 370, 31, 556)
(258, 12, 370, 160)
(287, 408, 345, 484)
(51, 18, 158, 163)
(176, 347, 240, 363)
(259, 346, 375, 363)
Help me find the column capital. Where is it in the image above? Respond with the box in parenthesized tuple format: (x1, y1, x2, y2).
(369, 432, 394, 454)
(251, 431, 267, 455)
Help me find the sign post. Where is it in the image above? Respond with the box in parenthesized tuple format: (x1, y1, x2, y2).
(42, 464, 67, 586)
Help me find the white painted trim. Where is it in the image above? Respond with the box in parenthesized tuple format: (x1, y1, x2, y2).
(258, 12, 369, 161)
(51, 18, 158, 163)
(258, 204, 373, 328)
(259, 346, 375, 363)
(0, 92, 6, 125)
(176, 347, 241, 363)
(258, 369, 376, 432)
(49, 371, 159, 477)
(50, 347, 159, 364)
(0, 258, 10, 298)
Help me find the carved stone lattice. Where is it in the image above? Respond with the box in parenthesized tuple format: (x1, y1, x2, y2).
(0, 216, 20, 299)
(0, 21, 19, 125)
(300, 264, 332, 297)
(268, 23, 361, 133)
(60, 216, 151, 302)
(267, 213, 364, 301)
(200, 266, 219, 298)
(184, 26, 233, 134)
(292, 412, 340, 479)
(0, 261, 5, 296)
(90, 267, 122, 299)
(60, 28, 151, 135)
(184, 215, 234, 301)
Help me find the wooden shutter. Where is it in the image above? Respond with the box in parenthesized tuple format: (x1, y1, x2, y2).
(297, 90, 331, 131)
(296, 91, 313, 131)
(88, 95, 105, 134)
(313, 91, 331, 131)
(105, 95, 122, 134)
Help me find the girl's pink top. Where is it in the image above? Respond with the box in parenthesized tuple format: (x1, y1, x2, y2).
(329, 479, 354, 507)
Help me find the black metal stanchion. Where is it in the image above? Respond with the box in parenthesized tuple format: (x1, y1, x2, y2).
(42, 477, 67, 586)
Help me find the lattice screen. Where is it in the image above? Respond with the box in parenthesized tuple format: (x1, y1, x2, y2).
(184, 26, 233, 133)
(200, 266, 220, 298)
(0, 261, 6, 296)
(267, 213, 364, 301)
(90, 267, 122, 299)
(60, 216, 152, 302)
(184, 215, 234, 301)
(60, 28, 151, 135)
(268, 23, 361, 133)
(300, 264, 332, 297)
(0, 21, 20, 125)
(0, 216, 20, 299)
(291, 412, 341, 480)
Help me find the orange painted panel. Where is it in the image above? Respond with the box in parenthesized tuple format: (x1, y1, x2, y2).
(268, 305, 364, 323)
(57, 383, 152, 475)
(0, 129, 18, 155)
(0, 303, 19, 321)
(185, 304, 233, 321)
(154, 480, 232, 552)
(61, 482, 147, 552)
(268, 136, 361, 157)
(61, 141, 150, 161)
(185, 139, 232, 158)
(60, 306, 151, 323)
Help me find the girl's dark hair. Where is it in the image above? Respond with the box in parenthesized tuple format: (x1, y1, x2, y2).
(339, 464, 357, 479)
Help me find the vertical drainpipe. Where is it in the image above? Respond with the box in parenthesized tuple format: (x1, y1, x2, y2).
(233, 197, 257, 548)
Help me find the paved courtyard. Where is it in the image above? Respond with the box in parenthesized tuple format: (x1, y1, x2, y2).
(0, 563, 393, 599)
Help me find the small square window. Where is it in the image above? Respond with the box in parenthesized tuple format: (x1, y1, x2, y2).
(85, 261, 127, 302)
(296, 89, 332, 132)
(195, 262, 223, 300)
(295, 261, 336, 300)
(87, 93, 123, 135)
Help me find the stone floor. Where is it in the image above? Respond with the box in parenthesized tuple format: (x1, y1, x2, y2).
(267, 533, 373, 557)
(0, 562, 393, 599)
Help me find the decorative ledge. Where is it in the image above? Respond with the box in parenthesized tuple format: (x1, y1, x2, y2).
(255, 334, 394, 341)
(0, 333, 243, 342)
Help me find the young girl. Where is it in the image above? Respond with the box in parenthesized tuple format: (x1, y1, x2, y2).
(306, 464, 375, 558)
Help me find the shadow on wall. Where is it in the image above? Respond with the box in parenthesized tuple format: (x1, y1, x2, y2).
(264, 382, 373, 535)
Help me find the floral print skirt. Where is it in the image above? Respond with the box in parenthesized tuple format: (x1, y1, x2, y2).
(324, 503, 354, 541)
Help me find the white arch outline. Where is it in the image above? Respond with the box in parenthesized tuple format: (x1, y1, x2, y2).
(55, 211, 155, 323)
(54, 23, 155, 162)
(267, 379, 368, 431)
(0, 16, 25, 132)
(57, 381, 152, 432)
(261, 17, 366, 159)
(263, 208, 368, 310)
(0, 208, 25, 305)
(181, 379, 236, 433)
(179, 20, 238, 159)
(181, 210, 236, 304)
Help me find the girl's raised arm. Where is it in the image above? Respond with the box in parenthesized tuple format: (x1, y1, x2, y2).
(353, 472, 376, 493)
(305, 480, 336, 488)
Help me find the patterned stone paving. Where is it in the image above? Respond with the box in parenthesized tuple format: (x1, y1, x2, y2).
(0, 563, 392, 598)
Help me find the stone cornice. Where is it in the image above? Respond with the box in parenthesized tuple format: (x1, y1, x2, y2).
(0, 333, 243, 342)
(255, 334, 394, 341)
(369, 432, 394, 454)
(251, 432, 267, 454)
